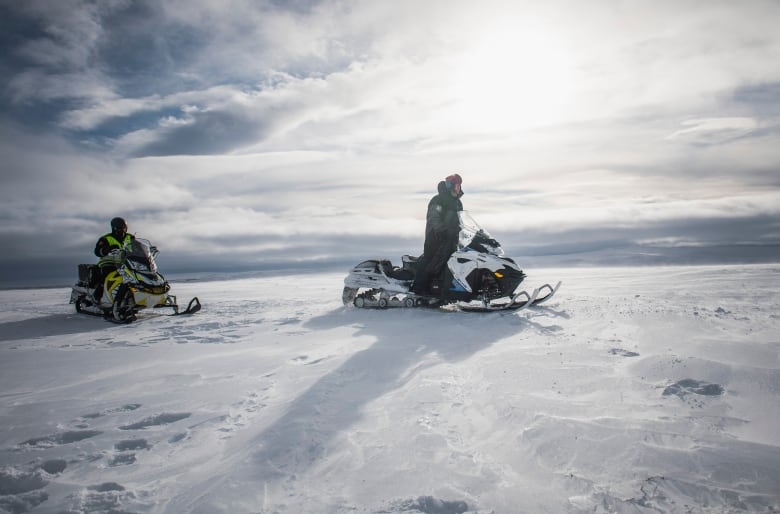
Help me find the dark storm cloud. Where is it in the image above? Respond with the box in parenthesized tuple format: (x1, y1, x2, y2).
(0, 4, 46, 73)
(95, 1, 210, 97)
(0, 2, 112, 136)
(732, 82, 780, 115)
(129, 109, 273, 157)
(505, 214, 780, 254)
(0, 0, 364, 157)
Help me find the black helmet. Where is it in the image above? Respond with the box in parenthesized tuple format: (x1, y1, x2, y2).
(110, 217, 127, 232)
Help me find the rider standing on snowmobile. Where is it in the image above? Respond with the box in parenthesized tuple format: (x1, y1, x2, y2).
(93, 217, 134, 301)
(412, 174, 464, 295)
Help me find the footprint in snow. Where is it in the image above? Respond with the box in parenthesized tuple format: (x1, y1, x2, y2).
(168, 432, 188, 443)
(108, 453, 136, 467)
(0, 466, 52, 513)
(89, 482, 125, 492)
(118, 412, 191, 430)
(609, 348, 640, 357)
(81, 403, 142, 420)
(663, 378, 724, 399)
(20, 430, 102, 448)
(213, 391, 269, 439)
(39, 459, 67, 475)
(68, 482, 137, 513)
(114, 438, 150, 451)
(394, 496, 470, 514)
(292, 355, 327, 365)
(108, 438, 151, 466)
(2, 404, 160, 513)
(0, 467, 48, 495)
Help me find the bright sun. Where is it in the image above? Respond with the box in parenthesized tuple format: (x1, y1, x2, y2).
(447, 25, 574, 132)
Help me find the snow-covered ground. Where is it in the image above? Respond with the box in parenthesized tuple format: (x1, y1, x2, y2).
(1, 265, 779, 513)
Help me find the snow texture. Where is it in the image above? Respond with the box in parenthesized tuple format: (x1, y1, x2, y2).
(0, 265, 778, 513)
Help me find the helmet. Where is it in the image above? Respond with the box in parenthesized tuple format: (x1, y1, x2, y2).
(110, 217, 127, 232)
(445, 173, 463, 190)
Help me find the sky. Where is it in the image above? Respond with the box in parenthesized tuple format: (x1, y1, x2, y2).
(1, 0, 779, 286)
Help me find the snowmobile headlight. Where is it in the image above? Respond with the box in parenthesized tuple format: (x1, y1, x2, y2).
(494, 271, 504, 279)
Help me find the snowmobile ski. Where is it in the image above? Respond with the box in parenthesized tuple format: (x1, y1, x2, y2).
(103, 296, 201, 324)
(532, 281, 561, 306)
(460, 287, 540, 312)
(459, 281, 561, 312)
(176, 296, 202, 316)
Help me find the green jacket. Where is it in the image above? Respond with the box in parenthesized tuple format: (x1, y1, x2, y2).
(94, 232, 133, 267)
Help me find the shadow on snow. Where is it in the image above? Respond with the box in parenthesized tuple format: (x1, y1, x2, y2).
(187, 305, 565, 512)
(0, 314, 112, 342)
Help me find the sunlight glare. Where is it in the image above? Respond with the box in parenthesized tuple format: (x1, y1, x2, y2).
(448, 25, 574, 132)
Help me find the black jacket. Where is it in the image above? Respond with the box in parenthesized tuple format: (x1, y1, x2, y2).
(425, 180, 463, 240)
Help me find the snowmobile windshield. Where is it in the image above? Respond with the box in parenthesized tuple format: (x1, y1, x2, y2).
(124, 238, 157, 273)
(458, 211, 504, 256)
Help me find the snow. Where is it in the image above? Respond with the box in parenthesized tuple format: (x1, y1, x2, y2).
(1, 264, 779, 513)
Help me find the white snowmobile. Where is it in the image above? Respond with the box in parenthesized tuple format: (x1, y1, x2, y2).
(342, 212, 560, 312)
(70, 237, 200, 323)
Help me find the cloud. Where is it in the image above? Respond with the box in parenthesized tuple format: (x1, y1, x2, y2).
(666, 117, 759, 145)
(2, 1, 117, 104)
(7, 0, 780, 155)
(122, 106, 272, 157)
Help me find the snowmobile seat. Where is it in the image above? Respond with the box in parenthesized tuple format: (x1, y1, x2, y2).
(380, 259, 414, 281)
(389, 268, 414, 281)
(78, 264, 100, 287)
(401, 254, 418, 272)
(380, 261, 414, 280)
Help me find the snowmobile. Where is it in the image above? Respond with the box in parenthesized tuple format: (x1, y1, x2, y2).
(342, 212, 560, 312)
(70, 237, 200, 323)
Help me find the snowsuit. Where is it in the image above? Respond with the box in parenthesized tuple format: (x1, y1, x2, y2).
(93, 232, 134, 301)
(413, 181, 464, 294)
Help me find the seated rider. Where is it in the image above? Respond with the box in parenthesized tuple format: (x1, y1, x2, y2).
(412, 174, 464, 295)
(93, 217, 134, 301)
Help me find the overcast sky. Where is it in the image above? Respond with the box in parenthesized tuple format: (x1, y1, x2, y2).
(1, 0, 779, 286)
